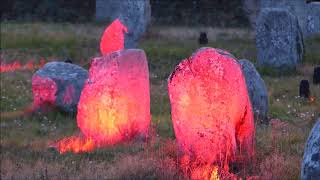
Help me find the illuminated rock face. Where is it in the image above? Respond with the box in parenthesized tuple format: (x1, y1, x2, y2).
(96, 0, 151, 48)
(100, 19, 128, 56)
(168, 48, 255, 170)
(32, 62, 88, 113)
(77, 49, 150, 146)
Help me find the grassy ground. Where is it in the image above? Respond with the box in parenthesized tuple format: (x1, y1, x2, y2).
(1, 22, 319, 179)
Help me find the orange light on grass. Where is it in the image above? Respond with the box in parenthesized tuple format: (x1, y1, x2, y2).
(0, 60, 45, 73)
(54, 136, 95, 154)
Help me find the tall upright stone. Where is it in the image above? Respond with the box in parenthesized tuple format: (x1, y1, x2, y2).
(96, 0, 151, 48)
(256, 8, 304, 69)
(243, 0, 261, 29)
(301, 118, 320, 180)
(77, 49, 151, 146)
(168, 48, 255, 175)
(239, 59, 268, 124)
(261, 0, 320, 37)
(243, 0, 320, 37)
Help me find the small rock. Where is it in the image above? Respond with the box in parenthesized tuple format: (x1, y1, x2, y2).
(198, 32, 208, 45)
(299, 80, 310, 98)
(313, 66, 320, 84)
(64, 58, 73, 64)
(301, 118, 320, 180)
(32, 62, 88, 113)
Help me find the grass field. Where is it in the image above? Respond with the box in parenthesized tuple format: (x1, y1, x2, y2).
(1, 22, 319, 179)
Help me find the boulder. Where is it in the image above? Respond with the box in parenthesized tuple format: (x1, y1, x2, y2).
(301, 118, 320, 180)
(96, 0, 151, 48)
(256, 8, 304, 69)
(168, 47, 255, 172)
(239, 59, 268, 124)
(243, 0, 320, 37)
(32, 62, 88, 113)
(77, 49, 150, 146)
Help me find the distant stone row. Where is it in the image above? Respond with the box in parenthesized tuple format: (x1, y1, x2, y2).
(245, 0, 319, 69)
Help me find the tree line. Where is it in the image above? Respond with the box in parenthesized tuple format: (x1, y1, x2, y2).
(1, 0, 249, 27)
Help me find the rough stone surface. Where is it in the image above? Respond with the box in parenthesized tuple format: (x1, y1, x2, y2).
(239, 59, 268, 124)
(256, 8, 304, 69)
(301, 118, 320, 180)
(243, 0, 320, 37)
(168, 47, 255, 172)
(32, 62, 88, 113)
(96, 0, 151, 48)
(77, 49, 150, 145)
(100, 19, 127, 55)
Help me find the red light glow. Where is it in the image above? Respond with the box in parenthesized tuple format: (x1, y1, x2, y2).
(54, 136, 95, 154)
(168, 48, 255, 178)
(100, 19, 128, 56)
(32, 75, 58, 112)
(0, 60, 46, 73)
(62, 84, 76, 106)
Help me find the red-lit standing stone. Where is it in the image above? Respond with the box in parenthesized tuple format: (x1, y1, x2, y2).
(100, 19, 128, 56)
(168, 48, 255, 172)
(77, 49, 151, 146)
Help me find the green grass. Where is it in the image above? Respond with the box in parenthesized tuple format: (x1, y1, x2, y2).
(1, 22, 319, 179)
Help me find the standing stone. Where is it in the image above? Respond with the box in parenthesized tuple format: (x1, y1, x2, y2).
(243, 0, 261, 29)
(261, 0, 320, 37)
(168, 48, 255, 174)
(198, 32, 208, 45)
(256, 8, 304, 69)
(77, 49, 150, 146)
(299, 80, 311, 98)
(313, 66, 320, 84)
(96, 0, 151, 48)
(32, 62, 88, 113)
(243, 0, 320, 37)
(301, 118, 320, 180)
(239, 59, 268, 124)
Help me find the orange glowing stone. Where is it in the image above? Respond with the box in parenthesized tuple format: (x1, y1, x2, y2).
(168, 48, 255, 175)
(78, 49, 150, 145)
(55, 49, 151, 153)
(100, 19, 128, 56)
